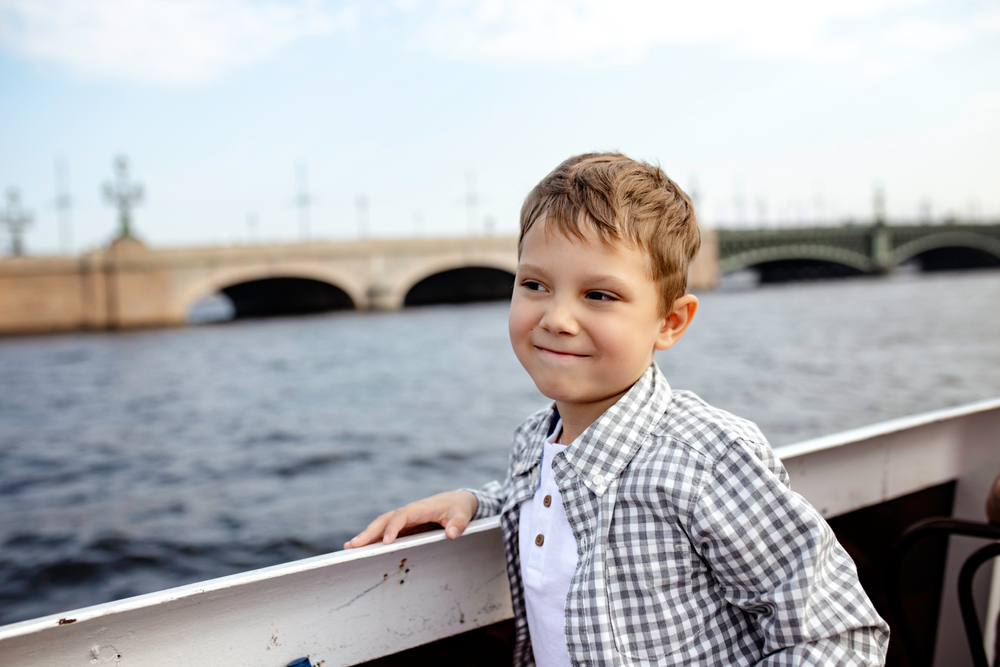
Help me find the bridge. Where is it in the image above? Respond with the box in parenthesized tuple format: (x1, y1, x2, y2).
(2, 220, 998, 335)
(718, 222, 1000, 282)
(0, 232, 719, 334)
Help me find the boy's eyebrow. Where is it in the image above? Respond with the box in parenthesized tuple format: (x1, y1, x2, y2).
(577, 272, 633, 293)
(516, 262, 549, 277)
(517, 263, 634, 294)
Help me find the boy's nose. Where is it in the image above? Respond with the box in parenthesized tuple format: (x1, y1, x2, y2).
(540, 300, 578, 335)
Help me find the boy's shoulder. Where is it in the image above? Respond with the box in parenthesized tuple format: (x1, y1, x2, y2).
(648, 389, 772, 465)
(630, 389, 791, 514)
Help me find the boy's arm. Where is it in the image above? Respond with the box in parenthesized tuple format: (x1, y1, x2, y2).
(343, 490, 478, 548)
(689, 439, 889, 666)
(345, 411, 532, 549)
(343, 476, 508, 549)
(344, 464, 515, 549)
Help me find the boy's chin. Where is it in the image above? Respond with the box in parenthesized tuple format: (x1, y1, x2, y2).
(536, 384, 601, 406)
(531, 378, 580, 401)
(535, 379, 636, 412)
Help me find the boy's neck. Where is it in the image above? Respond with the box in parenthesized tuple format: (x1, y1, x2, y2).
(554, 390, 629, 445)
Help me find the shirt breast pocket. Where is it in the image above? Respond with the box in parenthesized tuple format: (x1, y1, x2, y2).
(605, 530, 707, 660)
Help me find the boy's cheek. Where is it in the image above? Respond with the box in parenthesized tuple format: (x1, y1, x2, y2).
(508, 303, 533, 351)
(510, 339, 535, 376)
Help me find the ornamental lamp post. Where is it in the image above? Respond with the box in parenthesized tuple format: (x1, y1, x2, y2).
(0, 188, 34, 256)
(102, 155, 144, 240)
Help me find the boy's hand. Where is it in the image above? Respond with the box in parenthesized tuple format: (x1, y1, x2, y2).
(343, 490, 479, 549)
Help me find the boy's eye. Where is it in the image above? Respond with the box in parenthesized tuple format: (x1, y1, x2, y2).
(586, 291, 617, 301)
(521, 280, 546, 292)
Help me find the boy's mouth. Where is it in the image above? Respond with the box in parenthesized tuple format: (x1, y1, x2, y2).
(535, 345, 588, 359)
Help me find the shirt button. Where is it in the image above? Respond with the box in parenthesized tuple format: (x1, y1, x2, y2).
(535, 534, 544, 547)
(592, 474, 605, 487)
(543, 495, 552, 507)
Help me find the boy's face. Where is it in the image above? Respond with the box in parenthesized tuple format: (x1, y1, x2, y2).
(509, 220, 677, 418)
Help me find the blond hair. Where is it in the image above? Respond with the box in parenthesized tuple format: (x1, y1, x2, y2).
(519, 152, 701, 314)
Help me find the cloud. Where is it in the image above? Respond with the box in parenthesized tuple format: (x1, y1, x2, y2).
(0, 0, 357, 84)
(1, 0, 997, 84)
(405, 0, 1000, 76)
(407, 0, 918, 65)
(883, 21, 968, 51)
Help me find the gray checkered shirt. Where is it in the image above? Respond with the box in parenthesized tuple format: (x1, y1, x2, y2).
(470, 363, 889, 666)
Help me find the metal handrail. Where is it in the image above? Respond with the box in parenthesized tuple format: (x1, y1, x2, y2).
(959, 542, 1000, 667)
(887, 518, 1000, 667)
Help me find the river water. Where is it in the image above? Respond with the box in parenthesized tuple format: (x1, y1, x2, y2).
(2, 269, 999, 625)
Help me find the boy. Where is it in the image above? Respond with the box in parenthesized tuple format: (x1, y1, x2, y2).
(346, 153, 889, 666)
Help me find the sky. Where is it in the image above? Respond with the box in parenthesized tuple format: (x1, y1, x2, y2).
(1, 0, 998, 255)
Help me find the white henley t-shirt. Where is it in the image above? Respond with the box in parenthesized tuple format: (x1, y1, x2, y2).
(518, 419, 579, 667)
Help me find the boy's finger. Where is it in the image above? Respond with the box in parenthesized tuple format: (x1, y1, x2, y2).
(444, 513, 470, 540)
(344, 513, 392, 549)
(382, 510, 412, 545)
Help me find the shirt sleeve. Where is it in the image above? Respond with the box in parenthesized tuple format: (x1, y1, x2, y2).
(463, 410, 547, 520)
(463, 479, 507, 519)
(688, 438, 890, 666)
(462, 437, 517, 519)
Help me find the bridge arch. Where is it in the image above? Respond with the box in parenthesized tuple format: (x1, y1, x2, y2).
(176, 265, 366, 321)
(389, 256, 518, 309)
(720, 245, 876, 275)
(893, 231, 1000, 269)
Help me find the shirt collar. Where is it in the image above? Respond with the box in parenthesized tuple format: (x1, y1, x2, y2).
(514, 363, 673, 495)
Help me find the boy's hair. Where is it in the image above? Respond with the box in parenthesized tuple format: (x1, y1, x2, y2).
(519, 152, 701, 314)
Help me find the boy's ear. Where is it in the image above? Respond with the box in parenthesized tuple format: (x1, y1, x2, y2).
(654, 294, 698, 351)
